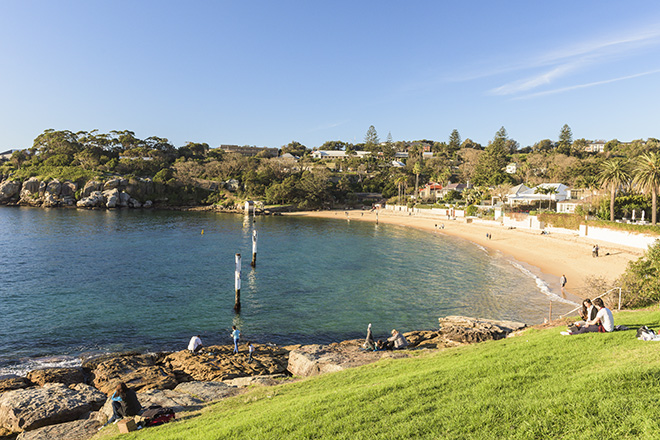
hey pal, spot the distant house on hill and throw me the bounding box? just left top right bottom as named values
left=585, top=140, right=606, bottom=153
left=279, top=152, right=299, bottom=160
left=504, top=183, right=569, bottom=206
left=419, top=182, right=443, bottom=199
left=311, top=150, right=370, bottom=159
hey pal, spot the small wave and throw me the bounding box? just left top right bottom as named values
left=0, top=355, right=82, bottom=378
left=508, top=260, right=578, bottom=306
left=472, top=242, right=488, bottom=253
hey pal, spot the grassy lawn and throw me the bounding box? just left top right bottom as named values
left=97, top=309, right=660, bottom=440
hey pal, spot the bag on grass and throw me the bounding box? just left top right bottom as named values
left=637, top=326, right=656, bottom=341
left=141, top=405, right=176, bottom=427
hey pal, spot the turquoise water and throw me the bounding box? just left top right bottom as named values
left=0, top=207, right=575, bottom=375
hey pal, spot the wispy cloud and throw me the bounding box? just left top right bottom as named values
left=512, top=69, right=660, bottom=100
left=485, top=23, right=660, bottom=97
left=307, top=120, right=350, bottom=133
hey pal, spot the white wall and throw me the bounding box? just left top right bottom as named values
left=579, top=225, right=658, bottom=250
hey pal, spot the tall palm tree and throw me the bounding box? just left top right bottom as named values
left=633, top=152, right=660, bottom=225
left=598, top=159, right=630, bottom=222
left=394, top=175, right=407, bottom=205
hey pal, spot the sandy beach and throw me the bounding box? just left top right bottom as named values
left=286, top=209, right=644, bottom=308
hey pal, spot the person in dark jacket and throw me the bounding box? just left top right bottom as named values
left=102, top=382, right=142, bottom=427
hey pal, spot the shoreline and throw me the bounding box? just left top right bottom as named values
left=284, top=209, right=643, bottom=305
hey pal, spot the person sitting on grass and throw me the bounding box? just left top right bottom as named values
left=566, top=298, right=613, bottom=335
left=569, top=299, right=598, bottom=332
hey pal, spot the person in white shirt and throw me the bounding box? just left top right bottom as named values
left=188, top=335, right=203, bottom=353
left=569, top=298, right=613, bottom=334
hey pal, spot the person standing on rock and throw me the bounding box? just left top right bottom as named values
left=363, top=323, right=375, bottom=350
left=231, top=325, right=241, bottom=354
left=247, top=341, right=255, bottom=362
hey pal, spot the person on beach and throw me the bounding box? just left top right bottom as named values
left=188, top=335, right=202, bottom=354
left=247, top=341, right=255, bottom=362
left=363, top=323, right=375, bottom=350
left=564, top=298, right=613, bottom=335
left=560, top=275, right=567, bottom=295
left=102, top=382, right=141, bottom=428
left=385, top=329, right=408, bottom=349
left=231, top=326, right=240, bottom=354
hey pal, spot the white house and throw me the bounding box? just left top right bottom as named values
left=505, top=183, right=569, bottom=205
left=311, top=150, right=371, bottom=159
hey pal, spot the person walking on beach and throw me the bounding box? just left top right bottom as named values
left=231, top=325, right=240, bottom=354
left=560, top=275, right=567, bottom=296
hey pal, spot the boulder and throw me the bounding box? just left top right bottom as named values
left=103, top=178, right=122, bottom=191
left=0, top=376, right=33, bottom=394
left=287, top=343, right=408, bottom=378
left=0, top=383, right=105, bottom=435
left=128, top=197, right=142, bottom=208
left=19, top=177, right=41, bottom=205
left=0, top=180, right=22, bottom=204
left=102, top=188, right=119, bottom=208
left=438, top=316, right=527, bottom=344
left=26, top=368, right=85, bottom=387
left=143, top=200, right=153, bottom=208
left=225, top=179, right=240, bottom=192
left=45, top=180, right=61, bottom=197
left=76, top=191, right=104, bottom=208
left=41, top=193, right=59, bottom=208
left=81, top=181, right=102, bottom=198
left=174, top=381, right=238, bottom=403
left=16, top=417, right=101, bottom=440
left=118, top=192, right=131, bottom=207
left=89, top=354, right=177, bottom=395
left=60, top=181, right=77, bottom=198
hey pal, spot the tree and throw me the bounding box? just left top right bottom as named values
left=598, top=159, right=630, bottom=222
left=633, top=152, right=660, bottom=225
left=448, top=129, right=461, bottom=154
left=472, top=127, right=510, bottom=186
left=557, top=124, right=573, bottom=155
left=413, top=162, right=422, bottom=200
left=319, top=140, right=350, bottom=151
left=394, top=174, right=407, bottom=205
left=281, top=141, right=307, bottom=157
left=364, top=125, right=380, bottom=151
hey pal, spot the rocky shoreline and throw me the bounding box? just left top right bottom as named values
left=0, top=317, right=526, bottom=440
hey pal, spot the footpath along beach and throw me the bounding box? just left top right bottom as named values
left=285, top=209, right=644, bottom=303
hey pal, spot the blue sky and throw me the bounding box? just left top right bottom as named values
left=1, top=1, right=660, bottom=151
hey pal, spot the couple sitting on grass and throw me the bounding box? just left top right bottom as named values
left=363, top=323, right=409, bottom=350
left=562, top=297, right=613, bottom=335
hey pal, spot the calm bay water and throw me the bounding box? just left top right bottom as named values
left=0, top=207, right=576, bottom=375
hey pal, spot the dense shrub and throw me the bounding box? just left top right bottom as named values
left=537, top=212, right=582, bottom=230
left=617, top=241, right=660, bottom=307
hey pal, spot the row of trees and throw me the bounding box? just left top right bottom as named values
left=1, top=126, right=659, bottom=217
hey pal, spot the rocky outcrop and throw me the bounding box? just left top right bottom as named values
left=26, top=368, right=85, bottom=387
left=0, top=180, right=21, bottom=204
left=0, top=383, right=105, bottom=435
left=0, top=376, right=33, bottom=393
left=88, top=354, right=177, bottom=395
left=81, top=181, right=102, bottom=198
left=174, top=381, right=239, bottom=403
left=438, top=316, right=526, bottom=343
left=16, top=417, right=101, bottom=440
left=162, top=344, right=289, bottom=383
left=102, top=188, right=119, bottom=208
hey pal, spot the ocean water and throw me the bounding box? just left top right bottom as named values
left=0, top=207, right=577, bottom=375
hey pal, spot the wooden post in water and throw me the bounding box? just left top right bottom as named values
left=376, top=211, right=379, bottom=225
left=234, top=253, right=241, bottom=312
left=251, top=230, right=258, bottom=268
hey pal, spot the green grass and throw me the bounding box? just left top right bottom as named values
left=97, top=309, right=660, bottom=440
